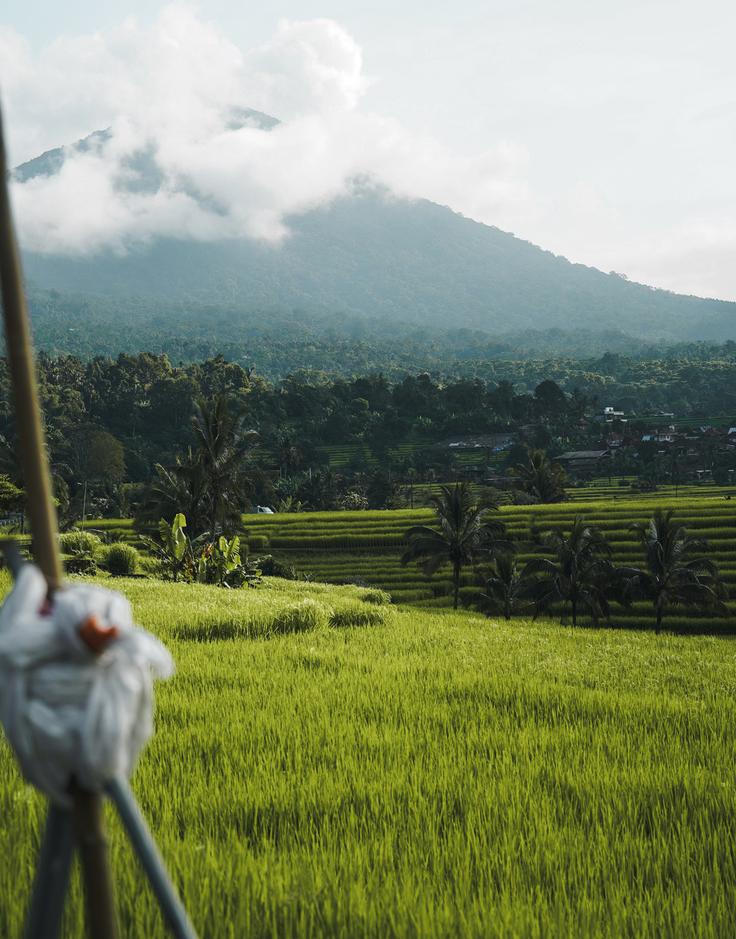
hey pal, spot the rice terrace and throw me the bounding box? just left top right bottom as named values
left=3, top=3, right=736, bottom=938
left=2, top=488, right=736, bottom=936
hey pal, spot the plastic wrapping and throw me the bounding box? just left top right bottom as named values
left=0, top=566, right=173, bottom=806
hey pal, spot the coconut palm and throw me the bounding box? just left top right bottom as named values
left=622, top=509, right=728, bottom=633
left=138, top=451, right=210, bottom=536
left=512, top=448, right=567, bottom=503
left=402, top=483, right=506, bottom=609
left=524, top=517, right=613, bottom=626
left=482, top=551, right=533, bottom=620
left=191, top=395, right=258, bottom=536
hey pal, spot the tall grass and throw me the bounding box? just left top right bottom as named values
left=1, top=577, right=735, bottom=937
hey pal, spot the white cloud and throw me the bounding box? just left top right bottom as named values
left=0, top=4, right=529, bottom=255
left=619, top=218, right=736, bottom=301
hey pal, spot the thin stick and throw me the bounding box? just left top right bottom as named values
left=107, top=778, right=198, bottom=939
left=23, top=806, right=76, bottom=939
left=0, top=101, right=119, bottom=939
left=70, top=782, right=120, bottom=939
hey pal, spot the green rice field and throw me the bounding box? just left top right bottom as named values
left=83, top=490, right=736, bottom=630
left=240, top=495, right=736, bottom=629
left=1, top=575, right=735, bottom=937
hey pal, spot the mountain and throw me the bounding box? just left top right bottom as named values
left=13, top=128, right=736, bottom=352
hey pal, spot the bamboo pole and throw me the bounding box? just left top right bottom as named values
left=0, top=102, right=119, bottom=938
left=0, top=111, right=61, bottom=589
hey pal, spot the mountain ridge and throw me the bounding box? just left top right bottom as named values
left=13, top=129, right=736, bottom=346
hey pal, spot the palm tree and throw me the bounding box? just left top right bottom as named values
left=512, top=448, right=567, bottom=503
left=482, top=551, right=532, bottom=620
left=622, top=510, right=727, bottom=633
left=402, top=483, right=506, bottom=609
left=191, top=396, right=258, bottom=536
left=137, top=450, right=209, bottom=534
left=524, top=517, right=613, bottom=626
left=275, top=433, right=303, bottom=476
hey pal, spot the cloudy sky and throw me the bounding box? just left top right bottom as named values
left=2, top=1, right=735, bottom=299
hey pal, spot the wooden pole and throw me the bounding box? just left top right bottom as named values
left=0, top=102, right=119, bottom=938
left=0, top=111, right=61, bottom=590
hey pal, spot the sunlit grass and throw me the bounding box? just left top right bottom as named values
left=1, top=576, right=735, bottom=937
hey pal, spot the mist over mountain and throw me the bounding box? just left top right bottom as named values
left=14, top=127, right=736, bottom=358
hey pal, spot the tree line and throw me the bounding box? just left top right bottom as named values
left=1, top=350, right=736, bottom=522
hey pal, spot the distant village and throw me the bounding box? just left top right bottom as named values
left=445, top=404, right=736, bottom=491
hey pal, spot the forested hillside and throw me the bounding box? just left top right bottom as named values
left=16, top=140, right=736, bottom=345
left=24, top=285, right=657, bottom=376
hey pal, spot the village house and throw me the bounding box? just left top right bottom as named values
left=557, top=449, right=612, bottom=475
left=595, top=406, right=626, bottom=424
left=445, top=433, right=515, bottom=452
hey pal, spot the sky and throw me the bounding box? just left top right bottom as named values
left=2, top=0, right=735, bottom=300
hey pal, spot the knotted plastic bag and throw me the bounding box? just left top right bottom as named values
left=0, top=565, right=173, bottom=806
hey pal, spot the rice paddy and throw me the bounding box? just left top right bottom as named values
left=240, top=495, right=736, bottom=628
left=82, top=491, right=736, bottom=630
left=1, top=575, right=735, bottom=937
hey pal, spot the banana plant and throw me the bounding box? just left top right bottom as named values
left=198, top=535, right=241, bottom=586
left=143, top=512, right=194, bottom=581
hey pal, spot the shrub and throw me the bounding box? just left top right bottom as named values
left=271, top=599, right=331, bottom=634
left=329, top=605, right=389, bottom=628
left=256, top=555, right=297, bottom=579
left=60, top=530, right=102, bottom=555
left=361, top=588, right=392, bottom=605
left=104, top=542, right=139, bottom=576
left=60, top=529, right=101, bottom=574
left=64, top=556, right=98, bottom=575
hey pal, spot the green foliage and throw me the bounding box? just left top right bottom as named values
left=256, top=555, right=298, bottom=580
left=86, top=493, right=736, bottom=631
left=197, top=535, right=240, bottom=584
left=146, top=514, right=260, bottom=588
left=482, top=551, right=532, bottom=620
left=196, top=535, right=261, bottom=589
left=103, top=542, right=139, bottom=576
left=144, top=513, right=194, bottom=581
left=59, top=529, right=102, bottom=555
left=190, top=396, right=257, bottom=535
left=5, top=347, right=736, bottom=528
left=524, top=518, right=614, bottom=626
left=512, top=448, right=567, bottom=504
left=59, top=529, right=101, bottom=574
left=161, top=513, right=188, bottom=560
left=138, top=456, right=210, bottom=538
left=137, top=396, right=256, bottom=539
left=402, top=483, right=506, bottom=609
left=622, top=509, right=728, bottom=631
left=0, top=475, right=23, bottom=515
left=275, top=496, right=304, bottom=513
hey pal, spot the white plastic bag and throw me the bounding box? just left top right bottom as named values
left=0, top=565, right=173, bottom=806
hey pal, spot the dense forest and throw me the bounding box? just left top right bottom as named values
left=19, top=285, right=736, bottom=384
left=24, top=285, right=653, bottom=376
left=0, top=349, right=735, bottom=521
